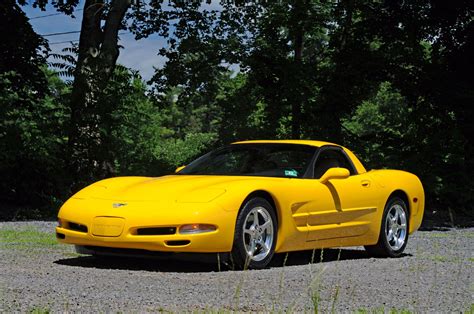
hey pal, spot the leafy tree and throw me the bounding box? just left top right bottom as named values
left=96, top=66, right=214, bottom=176
left=67, top=0, right=135, bottom=187
left=1, top=0, right=48, bottom=94
left=217, top=1, right=334, bottom=139
left=343, top=80, right=473, bottom=216
left=0, top=2, right=64, bottom=218
left=342, top=82, right=413, bottom=168
left=0, top=69, right=70, bottom=218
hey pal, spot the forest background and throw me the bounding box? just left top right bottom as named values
left=1, top=0, right=472, bottom=225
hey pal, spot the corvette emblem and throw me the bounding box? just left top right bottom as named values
left=112, top=202, right=127, bottom=208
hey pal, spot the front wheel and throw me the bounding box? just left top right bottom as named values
left=231, top=197, right=277, bottom=269
left=365, top=196, right=409, bottom=257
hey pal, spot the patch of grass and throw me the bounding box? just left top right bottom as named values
left=0, top=228, right=57, bottom=249
left=430, top=255, right=450, bottom=262
left=465, top=304, right=474, bottom=314
left=29, top=307, right=50, bottom=314
left=62, top=252, right=82, bottom=258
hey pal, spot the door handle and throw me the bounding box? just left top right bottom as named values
left=361, top=180, right=371, bottom=187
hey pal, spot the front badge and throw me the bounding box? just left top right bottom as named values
left=112, top=202, right=127, bottom=208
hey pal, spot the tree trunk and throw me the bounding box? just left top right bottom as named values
left=68, top=0, right=131, bottom=188
left=292, top=22, right=303, bottom=139
left=290, top=0, right=307, bottom=139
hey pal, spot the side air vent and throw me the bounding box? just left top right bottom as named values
left=136, top=227, right=176, bottom=236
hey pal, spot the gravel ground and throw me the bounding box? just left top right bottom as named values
left=0, top=221, right=472, bottom=313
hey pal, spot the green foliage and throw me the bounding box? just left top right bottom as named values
left=103, top=68, right=215, bottom=175
left=343, top=82, right=473, bottom=213
left=0, top=69, right=69, bottom=216
left=153, top=133, right=216, bottom=169
left=342, top=82, right=412, bottom=168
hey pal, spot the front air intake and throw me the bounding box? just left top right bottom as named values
left=136, top=227, right=176, bottom=236
left=67, top=222, right=88, bottom=233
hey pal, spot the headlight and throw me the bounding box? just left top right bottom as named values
left=179, top=224, right=217, bottom=234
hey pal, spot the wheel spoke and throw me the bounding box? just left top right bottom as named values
left=248, top=238, right=256, bottom=256
left=260, top=220, right=271, bottom=232
left=393, top=209, right=399, bottom=223
left=392, top=232, right=398, bottom=245
left=261, top=241, right=269, bottom=253
left=388, top=212, right=394, bottom=221
left=386, top=215, right=392, bottom=229
left=394, top=236, right=401, bottom=249
left=253, top=210, right=260, bottom=227
left=387, top=229, right=394, bottom=241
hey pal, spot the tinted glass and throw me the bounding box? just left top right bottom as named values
left=313, top=149, right=356, bottom=179
left=179, top=144, right=317, bottom=178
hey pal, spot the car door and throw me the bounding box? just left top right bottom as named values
left=306, top=147, right=378, bottom=241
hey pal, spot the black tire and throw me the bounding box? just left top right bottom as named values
left=231, top=197, right=277, bottom=269
left=365, top=196, right=409, bottom=258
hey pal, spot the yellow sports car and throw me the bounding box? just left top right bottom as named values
left=56, top=140, right=424, bottom=269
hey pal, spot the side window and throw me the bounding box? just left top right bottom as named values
left=313, top=149, right=356, bottom=179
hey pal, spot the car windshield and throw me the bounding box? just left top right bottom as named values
left=178, top=144, right=317, bottom=178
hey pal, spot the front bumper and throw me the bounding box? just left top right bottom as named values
left=56, top=198, right=236, bottom=253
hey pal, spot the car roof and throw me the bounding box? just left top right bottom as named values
left=231, top=139, right=339, bottom=148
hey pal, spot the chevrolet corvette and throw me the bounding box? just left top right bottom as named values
left=56, top=140, right=424, bottom=269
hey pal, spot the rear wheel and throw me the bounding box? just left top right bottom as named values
left=231, top=197, right=277, bottom=269
left=365, top=196, right=409, bottom=257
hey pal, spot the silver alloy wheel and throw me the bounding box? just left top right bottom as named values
left=385, top=203, right=407, bottom=251
left=242, top=206, right=274, bottom=262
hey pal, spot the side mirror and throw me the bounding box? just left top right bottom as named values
left=175, top=165, right=186, bottom=173
left=319, top=167, right=350, bottom=184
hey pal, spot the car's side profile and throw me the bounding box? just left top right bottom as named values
left=56, top=140, right=424, bottom=269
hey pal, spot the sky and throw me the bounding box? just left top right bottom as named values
left=23, top=1, right=169, bottom=81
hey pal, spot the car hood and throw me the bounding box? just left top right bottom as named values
left=72, top=175, right=264, bottom=203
